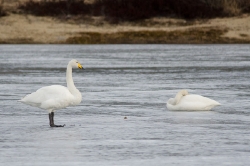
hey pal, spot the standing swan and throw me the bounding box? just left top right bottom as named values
left=167, top=89, right=220, bottom=111
left=19, top=59, right=84, bottom=127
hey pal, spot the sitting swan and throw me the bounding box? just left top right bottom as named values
left=19, top=59, right=84, bottom=127
left=167, top=89, right=220, bottom=111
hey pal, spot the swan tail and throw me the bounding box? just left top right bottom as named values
left=204, top=102, right=221, bottom=110
left=212, top=100, right=221, bottom=106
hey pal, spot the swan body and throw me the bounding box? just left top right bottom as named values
left=20, top=85, right=81, bottom=111
left=167, top=90, right=220, bottom=111
left=19, top=59, right=83, bottom=127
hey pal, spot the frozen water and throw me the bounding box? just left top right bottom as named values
left=0, top=44, right=250, bottom=166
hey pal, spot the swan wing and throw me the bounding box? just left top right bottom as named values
left=181, top=94, right=220, bottom=105
left=178, top=94, right=220, bottom=111
left=20, top=85, right=74, bottom=110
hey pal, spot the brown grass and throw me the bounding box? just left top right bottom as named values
left=222, top=0, right=241, bottom=16
left=0, top=37, right=34, bottom=44
left=205, top=0, right=250, bottom=16
left=239, top=33, right=248, bottom=37
left=207, top=0, right=240, bottom=16
left=65, top=27, right=250, bottom=44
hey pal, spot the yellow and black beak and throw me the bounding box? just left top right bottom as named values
left=78, top=63, right=84, bottom=69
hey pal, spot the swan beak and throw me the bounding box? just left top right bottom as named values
left=78, top=63, right=84, bottom=69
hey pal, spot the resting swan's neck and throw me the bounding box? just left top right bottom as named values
left=173, top=92, right=184, bottom=105
left=66, top=64, right=78, bottom=95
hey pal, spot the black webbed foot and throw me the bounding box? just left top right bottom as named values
left=49, top=112, right=65, bottom=127
left=50, top=124, right=65, bottom=127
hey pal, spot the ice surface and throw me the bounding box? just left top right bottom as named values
left=0, top=44, right=250, bottom=166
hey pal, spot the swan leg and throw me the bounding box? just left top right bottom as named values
left=49, top=112, right=65, bottom=127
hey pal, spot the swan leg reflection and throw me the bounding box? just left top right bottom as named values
left=49, top=112, right=65, bottom=127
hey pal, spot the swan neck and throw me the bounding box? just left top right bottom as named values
left=66, top=64, right=76, bottom=92
left=174, top=93, right=183, bottom=105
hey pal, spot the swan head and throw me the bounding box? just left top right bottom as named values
left=69, top=59, right=84, bottom=69
left=179, top=89, right=188, bottom=96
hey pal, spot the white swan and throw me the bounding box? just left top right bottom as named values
left=19, top=59, right=84, bottom=127
left=167, top=89, right=220, bottom=111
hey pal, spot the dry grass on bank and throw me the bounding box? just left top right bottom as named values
left=65, top=27, right=250, bottom=44
left=205, top=0, right=250, bottom=16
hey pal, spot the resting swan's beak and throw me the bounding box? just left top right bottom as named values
left=78, top=63, right=84, bottom=69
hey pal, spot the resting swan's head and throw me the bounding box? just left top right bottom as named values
left=178, top=89, right=188, bottom=96
left=69, top=59, right=84, bottom=69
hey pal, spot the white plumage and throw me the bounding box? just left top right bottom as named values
left=167, top=89, right=220, bottom=111
left=19, top=59, right=83, bottom=127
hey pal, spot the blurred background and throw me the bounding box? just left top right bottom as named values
left=0, top=0, right=250, bottom=44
